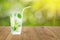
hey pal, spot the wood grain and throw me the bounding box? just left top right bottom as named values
left=0, top=26, right=60, bottom=40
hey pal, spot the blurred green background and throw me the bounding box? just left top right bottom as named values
left=0, top=0, right=60, bottom=26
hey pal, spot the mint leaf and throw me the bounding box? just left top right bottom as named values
left=17, top=14, right=22, bottom=18
left=14, top=26, right=16, bottom=31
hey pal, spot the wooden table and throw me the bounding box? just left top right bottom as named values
left=0, top=26, right=60, bottom=40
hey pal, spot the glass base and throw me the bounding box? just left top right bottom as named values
left=11, top=31, right=21, bottom=35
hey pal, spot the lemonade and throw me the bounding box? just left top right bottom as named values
left=10, top=12, right=22, bottom=35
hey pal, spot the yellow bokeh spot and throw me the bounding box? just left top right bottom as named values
left=31, top=0, right=42, bottom=11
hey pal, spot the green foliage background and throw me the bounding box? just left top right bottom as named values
left=0, top=0, right=60, bottom=26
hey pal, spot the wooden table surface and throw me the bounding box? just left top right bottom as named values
left=0, top=26, right=60, bottom=40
